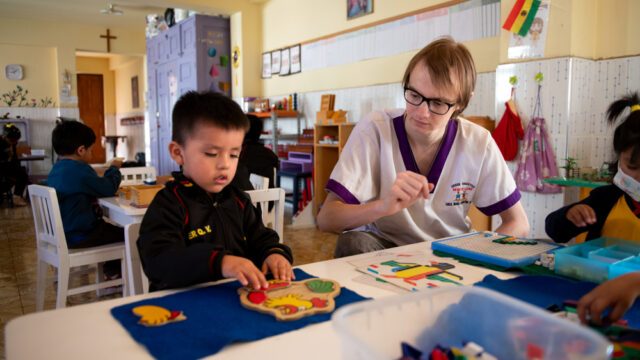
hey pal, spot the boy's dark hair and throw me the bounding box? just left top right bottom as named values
left=172, top=91, right=249, bottom=145
left=606, top=92, right=640, bottom=166
left=244, top=114, right=263, bottom=143
left=52, top=120, right=96, bottom=155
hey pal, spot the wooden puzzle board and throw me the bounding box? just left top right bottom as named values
left=238, top=279, right=340, bottom=321
left=432, top=231, right=559, bottom=268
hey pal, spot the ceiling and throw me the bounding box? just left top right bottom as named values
left=0, top=0, right=263, bottom=28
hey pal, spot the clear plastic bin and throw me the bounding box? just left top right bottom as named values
left=332, top=287, right=611, bottom=360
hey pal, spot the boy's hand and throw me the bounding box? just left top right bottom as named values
left=566, top=204, right=596, bottom=227
left=221, top=255, right=268, bottom=290
left=261, top=253, right=295, bottom=282
left=578, top=272, right=640, bottom=325
left=109, top=157, right=124, bottom=169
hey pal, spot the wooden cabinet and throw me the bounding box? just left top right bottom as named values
left=147, top=15, right=231, bottom=176
left=313, top=123, right=354, bottom=215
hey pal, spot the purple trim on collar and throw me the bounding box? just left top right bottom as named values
left=392, top=116, right=459, bottom=191
left=326, top=179, right=360, bottom=205
left=427, top=119, right=458, bottom=185
left=392, top=115, right=419, bottom=173
left=477, top=189, right=522, bottom=216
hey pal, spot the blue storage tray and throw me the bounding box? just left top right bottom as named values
left=431, top=232, right=560, bottom=268
left=554, top=237, right=640, bottom=283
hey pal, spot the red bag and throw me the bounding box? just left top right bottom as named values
left=492, top=102, right=524, bottom=161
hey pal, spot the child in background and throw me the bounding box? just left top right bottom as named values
left=0, top=123, right=29, bottom=206
left=239, top=114, right=279, bottom=189
left=137, top=91, right=293, bottom=292
left=546, top=92, right=640, bottom=242
left=47, top=121, right=123, bottom=277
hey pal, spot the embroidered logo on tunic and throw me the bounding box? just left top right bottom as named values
left=445, top=182, right=475, bottom=206
left=188, top=225, right=213, bottom=240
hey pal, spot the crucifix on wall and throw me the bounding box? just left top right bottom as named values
left=100, top=29, right=117, bottom=53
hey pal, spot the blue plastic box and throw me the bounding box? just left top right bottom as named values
left=332, top=287, right=612, bottom=360
left=554, top=238, right=640, bottom=283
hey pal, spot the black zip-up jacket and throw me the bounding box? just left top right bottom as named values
left=545, top=184, right=638, bottom=242
left=137, top=172, right=293, bottom=291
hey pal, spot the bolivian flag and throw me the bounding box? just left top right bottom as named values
left=503, top=0, right=542, bottom=37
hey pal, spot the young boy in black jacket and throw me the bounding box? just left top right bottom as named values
left=137, top=91, right=293, bottom=291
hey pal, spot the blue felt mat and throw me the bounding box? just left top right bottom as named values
left=475, top=274, right=640, bottom=328
left=111, top=269, right=368, bottom=360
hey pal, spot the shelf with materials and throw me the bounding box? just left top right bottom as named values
left=313, top=122, right=355, bottom=216
left=247, top=111, right=302, bottom=155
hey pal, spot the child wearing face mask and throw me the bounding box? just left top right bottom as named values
left=546, top=92, right=640, bottom=242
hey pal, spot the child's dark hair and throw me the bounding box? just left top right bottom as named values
left=52, top=120, right=96, bottom=155
left=244, top=114, right=263, bottom=143
left=607, top=92, right=640, bottom=166
left=172, top=91, right=249, bottom=145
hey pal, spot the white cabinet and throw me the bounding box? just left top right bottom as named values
left=147, top=15, right=231, bottom=176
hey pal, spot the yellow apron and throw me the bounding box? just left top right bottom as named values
left=601, top=196, right=640, bottom=241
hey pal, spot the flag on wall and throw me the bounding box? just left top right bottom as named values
left=503, top=0, right=542, bottom=37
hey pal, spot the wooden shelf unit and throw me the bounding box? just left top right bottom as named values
left=248, top=110, right=301, bottom=154
left=313, top=123, right=355, bottom=215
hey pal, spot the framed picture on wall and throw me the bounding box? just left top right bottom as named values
left=131, top=76, right=139, bottom=109
left=289, top=44, right=301, bottom=74
left=280, top=48, right=290, bottom=76
left=271, top=50, right=281, bottom=75
left=262, top=52, right=272, bottom=79
left=347, top=0, right=373, bottom=20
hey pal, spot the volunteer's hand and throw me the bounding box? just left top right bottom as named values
left=378, top=171, right=433, bottom=216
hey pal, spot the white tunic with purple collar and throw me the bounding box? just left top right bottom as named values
left=327, top=109, right=521, bottom=245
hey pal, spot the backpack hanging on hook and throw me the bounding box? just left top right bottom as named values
left=492, top=76, right=524, bottom=161
left=514, top=73, right=562, bottom=194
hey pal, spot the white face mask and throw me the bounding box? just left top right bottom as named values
left=613, top=165, right=640, bottom=202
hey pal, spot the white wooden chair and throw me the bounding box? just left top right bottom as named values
left=246, top=188, right=285, bottom=243
left=119, top=166, right=157, bottom=186
left=124, top=222, right=149, bottom=295
left=28, top=185, right=127, bottom=310
left=249, top=173, right=269, bottom=190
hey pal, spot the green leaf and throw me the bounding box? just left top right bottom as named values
left=305, top=279, right=335, bottom=293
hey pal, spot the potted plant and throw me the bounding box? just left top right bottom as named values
left=561, top=157, right=579, bottom=178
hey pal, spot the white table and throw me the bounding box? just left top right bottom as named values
left=98, top=197, right=147, bottom=226
left=5, top=243, right=515, bottom=359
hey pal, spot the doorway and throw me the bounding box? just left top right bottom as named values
left=77, top=74, right=106, bottom=164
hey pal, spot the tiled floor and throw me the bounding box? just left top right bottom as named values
left=0, top=201, right=337, bottom=358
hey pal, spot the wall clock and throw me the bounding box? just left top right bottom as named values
left=5, top=64, right=24, bottom=80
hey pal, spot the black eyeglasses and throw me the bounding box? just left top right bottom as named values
left=403, top=87, right=455, bottom=115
